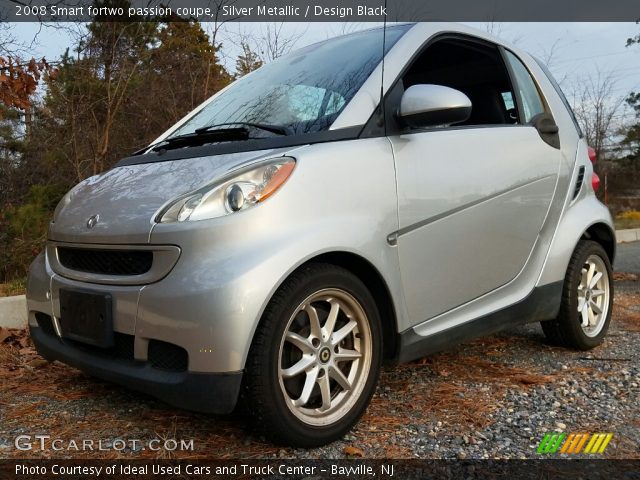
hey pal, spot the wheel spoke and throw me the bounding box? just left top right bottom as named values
left=589, top=271, right=603, bottom=289
left=295, top=366, right=319, bottom=406
left=281, top=355, right=315, bottom=379
left=322, top=299, right=340, bottom=341
left=581, top=306, right=589, bottom=327
left=591, top=289, right=605, bottom=298
left=586, top=262, right=595, bottom=286
left=329, top=365, right=351, bottom=391
left=285, top=331, right=313, bottom=353
left=335, top=347, right=362, bottom=363
left=587, top=305, right=596, bottom=326
left=577, top=296, right=587, bottom=313
left=304, top=304, right=322, bottom=340
left=318, top=372, right=332, bottom=411
left=590, top=300, right=602, bottom=315
left=580, top=267, right=589, bottom=288
left=331, top=319, right=357, bottom=346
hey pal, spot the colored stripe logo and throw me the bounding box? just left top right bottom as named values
left=537, top=432, right=613, bottom=454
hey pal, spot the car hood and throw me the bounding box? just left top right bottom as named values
left=49, top=147, right=294, bottom=244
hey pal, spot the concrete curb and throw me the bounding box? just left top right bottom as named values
left=0, top=295, right=27, bottom=329
left=616, top=228, right=640, bottom=243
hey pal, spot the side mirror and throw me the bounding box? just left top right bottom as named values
left=397, top=84, right=472, bottom=128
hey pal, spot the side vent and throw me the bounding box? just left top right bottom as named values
left=572, top=166, right=585, bottom=200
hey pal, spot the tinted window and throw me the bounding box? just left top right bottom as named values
left=505, top=51, right=545, bottom=123
left=534, top=56, right=584, bottom=137
left=170, top=25, right=410, bottom=137
left=400, top=38, right=517, bottom=126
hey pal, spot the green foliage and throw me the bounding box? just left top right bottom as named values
left=236, top=42, right=263, bottom=77
left=0, top=184, right=67, bottom=281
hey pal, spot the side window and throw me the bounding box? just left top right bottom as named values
left=399, top=38, right=518, bottom=127
left=504, top=51, right=545, bottom=123
left=534, top=56, right=584, bottom=137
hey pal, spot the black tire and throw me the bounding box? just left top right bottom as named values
left=541, top=240, right=613, bottom=350
left=243, top=263, right=382, bottom=447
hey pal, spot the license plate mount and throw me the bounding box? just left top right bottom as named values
left=59, top=289, right=113, bottom=348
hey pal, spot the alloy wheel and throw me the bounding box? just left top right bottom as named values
left=277, top=288, right=372, bottom=426
left=577, top=254, right=610, bottom=338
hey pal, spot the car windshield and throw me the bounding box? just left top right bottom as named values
left=169, top=25, right=411, bottom=138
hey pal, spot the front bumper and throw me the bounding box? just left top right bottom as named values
left=25, top=245, right=264, bottom=415
left=30, top=323, right=242, bottom=414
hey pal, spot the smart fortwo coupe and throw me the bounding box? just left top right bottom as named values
left=27, top=23, right=615, bottom=447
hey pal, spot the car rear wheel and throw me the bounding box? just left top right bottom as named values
left=541, top=240, right=613, bottom=350
left=244, top=263, right=382, bottom=447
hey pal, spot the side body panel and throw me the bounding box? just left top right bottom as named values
left=381, top=24, right=583, bottom=341
left=392, top=126, right=560, bottom=323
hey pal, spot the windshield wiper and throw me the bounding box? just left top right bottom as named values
left=148, top=127, right=249, bottom=153
left=195, top=122, right=292, bottom=136
left=146, top=122, right=291, bottom=153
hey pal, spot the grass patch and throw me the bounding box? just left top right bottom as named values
left=615, top=210, right=640, bottom=230
left=0, top=277, right=26, bottom=297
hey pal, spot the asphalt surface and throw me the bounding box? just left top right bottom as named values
left=615, top=241, right=640, bottom=274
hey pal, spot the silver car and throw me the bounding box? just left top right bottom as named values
left=27, top=23, right=615, bottom=447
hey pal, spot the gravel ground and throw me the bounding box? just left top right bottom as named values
left=0, top=278, right=638, bottom=460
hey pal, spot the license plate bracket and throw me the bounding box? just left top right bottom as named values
left=59, top=289, right=113, bottom=348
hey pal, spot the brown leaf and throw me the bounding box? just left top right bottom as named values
left=27, top=359, right=50, bottom=369
left=343, top=446, right=364, bottom=457
left=0, top=327, right=11, bottom=343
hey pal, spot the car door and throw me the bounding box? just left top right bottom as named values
left=388, top=36, right=563, bottom=326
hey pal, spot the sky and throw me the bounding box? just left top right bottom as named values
left=6, top=21, right=640, bottom=126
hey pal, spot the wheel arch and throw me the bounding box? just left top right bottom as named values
left=254, top=251, right=400, bottom=363
left=303, top=252, right=399, bottom=362
left=581, top=222, right=616, bottom=264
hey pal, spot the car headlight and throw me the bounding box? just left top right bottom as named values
left=157, top=157, right=296, bottom=223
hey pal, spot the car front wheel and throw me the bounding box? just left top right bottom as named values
left=244, top=263, right=382, bottom=447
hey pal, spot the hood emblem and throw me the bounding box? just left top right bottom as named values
left=86, top=214, right=100, bottom=229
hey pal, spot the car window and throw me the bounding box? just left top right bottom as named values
left=169, top=24, right=410, bottom=137
left=534, top=56, right=584, bottom=137
left=400, top=37, right=518, bottom=127
left=504, top=51, right=546, bottom=123
left=287, top=85, right=346, bottom=122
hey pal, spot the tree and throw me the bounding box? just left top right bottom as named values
left=235, top=41, right=262, bottom=77
left=257, top=23, right=304, bottom=62
left=131, top=19, right=231, bottom=138
left=571, top=71, right=626, bottom=162
left=620, top=29, right=640, bottom=162
left=620, top=92, right=640, bottom=160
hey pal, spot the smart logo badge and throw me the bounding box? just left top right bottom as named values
left=537, top=432, right=613, bottom=455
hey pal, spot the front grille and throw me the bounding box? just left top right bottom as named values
left=111, top=333, right=135, bottom=362
left=57, top=248, right=153, bottom=276
left=148, top=340, right=188, bottom=372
